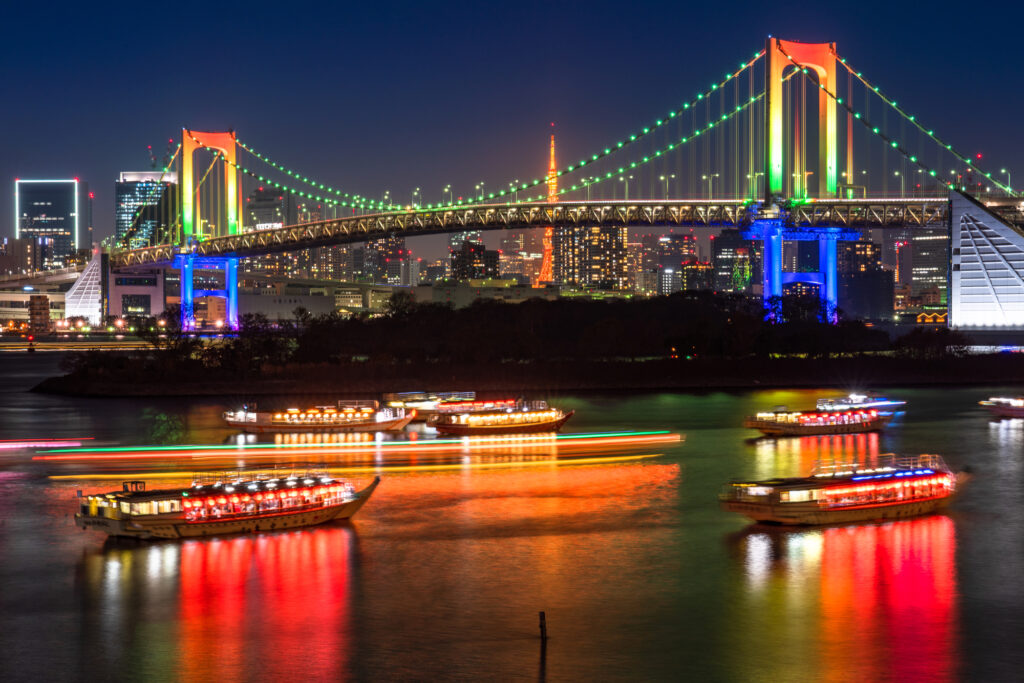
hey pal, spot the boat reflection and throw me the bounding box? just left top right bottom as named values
left=751, top=431, right=883, bottom=480
left=728, top=515, right=958, bottom=682
left=78, top=526, right=357, bottom=680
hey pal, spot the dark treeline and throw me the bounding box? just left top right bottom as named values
left=56, top=292, right=970, bottom=386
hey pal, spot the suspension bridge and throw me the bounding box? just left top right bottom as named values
left=106, top=38, right=1023, bottom=330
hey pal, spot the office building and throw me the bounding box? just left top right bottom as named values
left=911, top=228, right=948, bottom=303
left=114, top=172, right=178, bottom=248
left=15, top=179, right=88, bottom=267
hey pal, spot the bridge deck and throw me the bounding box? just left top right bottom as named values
left=112, top=197, right=970, bottom=267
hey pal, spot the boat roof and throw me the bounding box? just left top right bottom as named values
left=90, top=471, right=350, bottom=502
left=728, top=454, right=950, bottom=489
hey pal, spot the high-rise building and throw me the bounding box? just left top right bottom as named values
left=448, top=230, right=483, bottom=252
left=363, top=235, right=408, bottom=284
left=452, top=241, right=499, bottom=281
left=838, top=240, right=893, bottom=320
left=911, top=228, right=948, bottom=303
left=0, top=237, right=48, bottom=274
left=553, top=226, right=629, bottom=289
left=242, top=187, right=302, bottom=277
left=712, top=229, right=760, bottom=293
left=114, top=172, right=178, bottom=248
left=15, top=179, right=88, bottom=268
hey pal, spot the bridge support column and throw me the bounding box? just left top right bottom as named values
left=173, top=254, right=239, bottom=331
left=743, top=219, right=857, bottom=323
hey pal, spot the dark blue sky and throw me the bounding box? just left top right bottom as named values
left=3, top=0, right=1023, bottom=249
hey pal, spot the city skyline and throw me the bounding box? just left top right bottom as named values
left=3, top=0, right=1024, bottom=256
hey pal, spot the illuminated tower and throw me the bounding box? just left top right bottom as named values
left=538, top=129, right=558, bottom=283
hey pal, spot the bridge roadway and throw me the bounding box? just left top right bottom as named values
left=111, top=196, right=994, bottom=268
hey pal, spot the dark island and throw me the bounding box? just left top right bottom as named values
left=34, top=292, right=1024, bottom=396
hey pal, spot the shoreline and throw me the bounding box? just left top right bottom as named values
left=32, top=354, right=1024, bottom=397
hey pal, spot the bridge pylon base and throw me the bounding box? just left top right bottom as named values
left=742, top=220, right=860, bottom=323
left=172, top=254, right=238, bottom=331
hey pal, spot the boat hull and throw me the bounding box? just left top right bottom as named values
left=76, top=478, right=379, bottom=540
left=743, top=414, right=891, bottom=437
left=226, top=414, right=414, bottom=434
left=720, top=494, right=953, bottom=526
left=433, top=411, right=574, bottom=436
left=982, top=404, right=1024, bottom=419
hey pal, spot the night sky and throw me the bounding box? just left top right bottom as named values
left=3, top=0, right=1023, bottom=256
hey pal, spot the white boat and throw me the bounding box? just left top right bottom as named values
left=978, top=396, right=1024, bottom=418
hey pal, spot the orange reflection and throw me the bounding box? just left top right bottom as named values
left=732, top=515, right=957, bottom=682
left=753, top=432, right=882, bottom=479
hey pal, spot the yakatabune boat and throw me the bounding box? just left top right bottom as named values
left=223, top=400, right=414, bottom=433
left=978, top=396, right=1024, bottom=418
left=743, top=408, right=891, bottom=436
left=76, top=472, right=380, bottom=539
left=429, top=399, right=574, bottom=435
left=816, top=392, right=906, bottom=413
left=720, top=454, right=966, bottom=525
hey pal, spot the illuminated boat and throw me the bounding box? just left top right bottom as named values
left=720, top=454, right=966, bottom=525
left=223, top=400, right=414, bottom=433
left=743, top=408, right=891, bottom=437
left=383, top=391, right=476, bottom=421
left=76, top=472, right=380, bottom=539
left=816, top=393, right=906, bottom=413
left=429, top=399, right=574, bottom=435
left=978, top=396, right=1024, bottom=418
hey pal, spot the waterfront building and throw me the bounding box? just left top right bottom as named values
left=14, top=179, right=88, bottom=268
left=0, top=237, right=49, bottom=275
left=114, top=172, right=178, bottom=248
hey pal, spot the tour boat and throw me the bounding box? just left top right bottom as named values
left=223, top=400, right=414, bottom=433
left=76, top=472, right=380, bottom=540
left=816, top=392, right=906, bottom=413
left=719, top=454, right=966, bottom=525
left=429, top=399, right=574, bottom=435
left=978, top=396, right=1024, bottom=418
left=383, top=391, right=476, bottom=421
left=743, top=408, right=891, bottom=437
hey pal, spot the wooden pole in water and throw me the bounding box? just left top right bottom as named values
left=539, top=611, right=548, bottom=640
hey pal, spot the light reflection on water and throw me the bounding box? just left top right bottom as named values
left=1, top=355, right=1023, bottom=680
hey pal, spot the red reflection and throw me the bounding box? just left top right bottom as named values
left=179, top=528, right=353, bottom=680
left=819, top=516, right=957, bottom=682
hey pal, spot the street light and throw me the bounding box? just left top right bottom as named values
left=412, top=187, right=421, bottom=208
left=893, top=170, right=904, bottom=196
left=1001, top=168, right=1012, bottom=193
left=746, top=171, right=764, bottom=198
left=659, top=173, right=676, bottom=199
left=619, top=174, right=634, bottom=201
left=443, top=184, right=452, bottom=205
left=510, top=180, right=520, bottom=203
left=475, top=182, right=485, bottom=201
left=701, top=173, right=720, bottom=200
left=792, top=171, right=814, bottom=197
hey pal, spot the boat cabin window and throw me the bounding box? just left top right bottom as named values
left=781, top=489, right=815, bottom=503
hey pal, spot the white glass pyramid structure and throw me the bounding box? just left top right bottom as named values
left=64, top=251, right=103, bottom=325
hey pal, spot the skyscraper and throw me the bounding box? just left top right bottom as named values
left=452, top=240, right=499, bottom=280
left=15, top=179, right=87, bottom=268
left=553, top=226, right=628, bottom=289
left=911, top=228, right=948, bottom=303
left=241, top=187, right=302, bottom=277
left=115, top=172, right=178, bottom=248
